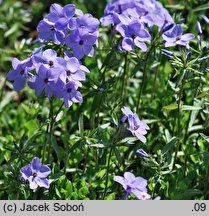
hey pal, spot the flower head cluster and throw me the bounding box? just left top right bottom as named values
left=114, top=172, right=151, bottom=200
left=7, top=3, right=97, bottom=108
left=100, top=0, right=174, bottom=52
left=37, top=3, right=99, bottom=59
left=121, top=106, right=149, bottom=143
left=7, top=48, right=89, bottom=108
left=20, top=157, right=51, bottom=190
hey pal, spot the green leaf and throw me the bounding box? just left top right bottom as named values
left=4, top=23, right=19, bottom=37
left=163, top=103, right=178, bottom=110
left=184, top=189, right=203, bottom=196
left=200, top=133, right=209, bottom=143
left=114, top=147, right=123, bottom=167
left=55, top=110, right=63, bottom=123
left=181, top=105, right=202, bottom=111
left=193, top=3, right=209, bottom=12
left=116, top=136, right=138, bottom=145
left=90, top=143, right=107, bottom=148
left=25, top=120, right=39, bottom=137
left=78, top=113, right=84, bottom=137
left=0, top=92, right=14, bottom=112
left=162, top=137, right=178, bottom=155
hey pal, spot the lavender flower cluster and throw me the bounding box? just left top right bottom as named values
left=7, top=3, right=100, bottom=108
left=100, top=0, right=194, bottom=51
left=37, top=3, right=99, bottom=59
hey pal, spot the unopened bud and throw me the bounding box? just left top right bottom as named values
left=196, top=21, right=202, bottom=35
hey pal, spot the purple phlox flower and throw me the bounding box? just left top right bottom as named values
left=66, top=28, right=98, bottom=59
left=37, top=19, right=65, bottom=45
left=32, top=49, right=60, bottom=69
left=28, top=65, right=64, bottom=98
left=121, top=106, right=150, bottom=143
left=20, top=157, right=51, bottom=190
left=118, top=7, right=153, bottom=27
left=49, top=4, right=75, bottom=33
left=7, top=58, right=29, bottom=91
left=130, top=113, right=149, bottom=143
left=136, top=149, right=149, bottom=158
left=56, top=81, right=83, bottom=108
left=116, top=20, right=151, bottom=52
left=160, top=23, right=175, bottom=35
left=152, top=2, right=174, bottom=27
left=114, top=172, right=151, bottom=200
left=23, top=45, right=45, bottom=71
left=162, top=24, right=195, bottom=47
left=69, top=13, right=99, bottom=33
left=37, top=3, right=75, bottom=45
left=54, top=57, right=89, bottom=86
left=100, top=0, right=136, bottom=26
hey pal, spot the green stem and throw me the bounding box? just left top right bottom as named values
left=47, top=98, right=54, bottom=162
left=136, top=39, right=159, bottom=113
left=172, top=74, right=187, bottom=170
left=53, top=101, right=64, bottom=123
left=42, top=112, right=50, bottom=164
left=64, top=147, right=69, bottom=175
left=103, top=147, right=113, bottom=199
left=136, top=61, right=147, bottom=113
left=121, top=52, right=128, bottom=105
left=0, top=78, right=6, bottom=103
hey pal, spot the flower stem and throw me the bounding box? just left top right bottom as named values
left=47, top=98, right=54, bottom=162
left=103, top=147, right=113, bottom=199
left=121, top=52, right=128, bottom=105
left=136, top=35, right=160, bottom=113
left=136, top=60, right=147, bottom=113
left=172, top=71, right=187, bottom=170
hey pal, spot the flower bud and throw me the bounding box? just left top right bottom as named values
left=161, top=49, right=173, bottom=58
left=196, top=21, right=202, bottom=35
left=136, top=149, right=149, bottom=158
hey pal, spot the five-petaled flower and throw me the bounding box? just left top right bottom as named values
left=20, top=157, right=51, bottom=190
left=162, top=24, right=194, bottom=47
left=114, top=172, right=151, bottom=200
left=121, top=106, right=150, bottom=143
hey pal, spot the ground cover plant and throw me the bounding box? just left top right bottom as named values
left=0, top=0, right=209, bottom=200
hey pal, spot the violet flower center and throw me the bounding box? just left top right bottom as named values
left=20, top=70, right=24, bottom=75
left=48, top=61, right=54, bottom=67
left=67, top=88, right=72, bottom=93
left=79, top=40, right=84, bottom=45
left=44, top=78, right=49, bottom=83
left=134, top=127, right=138, bottom=131
left=50, top=26, right=55, bottom=31
left=66, top=71, right=71, bottom=76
